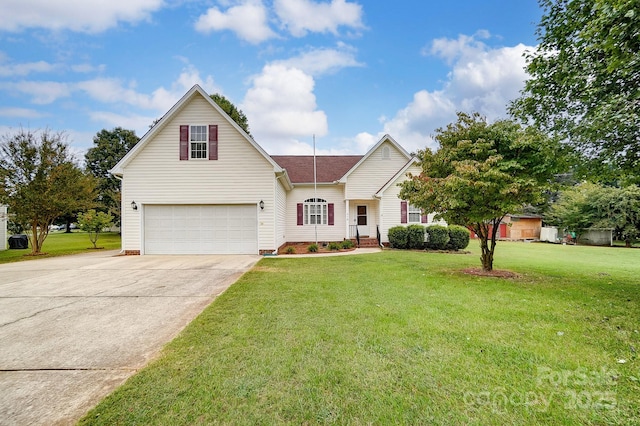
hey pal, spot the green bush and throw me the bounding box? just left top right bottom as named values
left=285, top=246, right=296, bottom=254
left=388, top=226, right=408, bottom=249
left=447, top=225, right=470, bottom=250
left=328, top=242, right=341, bottom=251
left=341, top=240, right=354, bottom=249
left=407, top=224, right=426, bottom=249
left=425, top=225, right=450, bottom=250
left=307, top=243, right=318, bottom=253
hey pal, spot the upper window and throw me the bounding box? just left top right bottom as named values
left=408, top=203, right=422, bottom=223
left=190, top=125, right=207, bottom=159
left=304, top=198, right=327, bottom=225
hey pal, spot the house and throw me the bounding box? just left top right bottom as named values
left=0, top=205, right=6, bottom=250
left=111, top=85, right=435, bottom=255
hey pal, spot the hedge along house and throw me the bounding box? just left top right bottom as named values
left=111, top=85, right=435, bottom=255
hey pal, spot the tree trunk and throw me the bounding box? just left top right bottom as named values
left=473, top=218, right=503, bottom=272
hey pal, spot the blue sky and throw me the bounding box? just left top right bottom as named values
left=0, top=0, right=542, bottom=158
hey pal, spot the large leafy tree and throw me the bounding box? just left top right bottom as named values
left=548, top=182, right=640, bottom=246
left=210, top=93, right=251, bottom=136
left=0, top=129, right=96, bottom=254
left=400, top=113, right=562, bottom=271
left=85, top=128, right=139, bottom=225
left=510, top=0, right=640, bottom=178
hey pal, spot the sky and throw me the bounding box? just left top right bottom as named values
left=0, top=0, right=543, bottom=158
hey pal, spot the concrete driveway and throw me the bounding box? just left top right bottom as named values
left=0, top=251, right=260, bottom=425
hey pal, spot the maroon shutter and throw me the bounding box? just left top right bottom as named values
left=208, top=124, right=218, bottom=160
left=400, top=201, right=408, bottom=223
left=421, top=213, right=428, bottom=223
left=179, top=125, right=189, bottom=160
left=297, top=203, right=303, bottom=226
left=328, top=203, right=334, bottom=226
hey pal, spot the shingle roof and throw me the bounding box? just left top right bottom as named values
left=271, top=155, right=363, bottom=183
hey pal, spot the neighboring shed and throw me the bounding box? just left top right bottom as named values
left=502, top=214, right=542, bottom=240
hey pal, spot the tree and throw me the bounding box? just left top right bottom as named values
left=400, top=113, right=562, bottom=271
left=548, top=183, right=640, bottom=246
left=85, top=128, right=139, bottom=226
left=210, top=94, right=251, bottom=136
left=0, top=129, right=96, bottom=254
left=510, top=0, right=640, bottom=177
left=77, top=209, right=114, bottom=249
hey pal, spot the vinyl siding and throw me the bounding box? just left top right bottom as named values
left=284, top=185, right=346, bottom=242
left=275, top=177, right=287, bottom=248
left=0, top=205, right=7, bottom=250
left=121, top=95, right=276, bottom=253
left=379, top=164, right=445, bottom=243
left=345, top=141, right=409, bottom=200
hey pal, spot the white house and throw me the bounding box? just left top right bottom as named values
left=111, top=85, right=436, bottom=255
left=0, top=205, right=6, bottom=250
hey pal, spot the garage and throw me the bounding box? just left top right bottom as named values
left=144, top=205, right=258, bottom=254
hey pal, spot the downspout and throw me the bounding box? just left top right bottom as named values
left=113, top=174, right=125, bottom=255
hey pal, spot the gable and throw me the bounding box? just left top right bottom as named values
left=344, top=139, right=412, bottom=199
left=111, top=85, right=283, bottom=176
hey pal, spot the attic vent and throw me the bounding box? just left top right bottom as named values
left=381, top=146, right=390, bottom=159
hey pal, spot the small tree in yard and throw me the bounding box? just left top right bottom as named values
left=0, top=129, right=96, bottom=254
left=77, top=209, right=114, bottom=249
left=400, top=113, right=562, bottom=271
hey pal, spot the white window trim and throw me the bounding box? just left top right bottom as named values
left=189, top=125, right=208, bottom=160
left=304, top=198, right=328, bottom=225
left=408, top=203, right=422, bottom=223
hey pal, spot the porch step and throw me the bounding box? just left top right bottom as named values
left=351, top=238, right=380, bottom=248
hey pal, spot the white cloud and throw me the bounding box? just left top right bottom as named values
left=0, top=81, right=72, bottom=104
left=0, top=59, right=57, bottom=77
left=273, top=44, right=363, bottom=76
left=0, top=0, right=165, bottom=33
left=380, top=33, right=531, bottom=153
left=274, top=0, right=364, bottom=37
left=195, top=0, right=277, bottom=44
left=0, top=107, right=46, bottom=119
left=242, top=64, right=328, bottom=153
left=88, top=111, right=156, bottom=133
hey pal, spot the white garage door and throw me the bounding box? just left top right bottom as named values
left=144, top=205, right=258, bottom=254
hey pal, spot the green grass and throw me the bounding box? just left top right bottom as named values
left=0, top=231, right=121, bottom=264
left=80, top=242, right=639, bottom=425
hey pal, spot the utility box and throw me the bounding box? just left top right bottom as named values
left=8, top=234, right=28, bottom=250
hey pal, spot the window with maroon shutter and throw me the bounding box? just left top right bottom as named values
left=297, top=203, right=304, bottom=226
left=400, top=201, right=408, bottom=223
left=328, top=203, right=334, bottom=226
left=208, top=124, right=218, bottom=160
left=421, top=214, right=428, bottom=223
left=179, top=125, right=189, bottom=160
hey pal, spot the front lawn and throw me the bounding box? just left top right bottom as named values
left=80, top=242, right=639, bottom=425
left=0, top=231, right=121, bottom=264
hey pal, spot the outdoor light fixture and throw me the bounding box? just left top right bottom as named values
left=259, top=200, right=265, bottom=210
left=131, top=201, right=138, bottom=210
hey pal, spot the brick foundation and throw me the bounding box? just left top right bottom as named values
left=124, top=250, right=140, bottom=255
left=259, top=249, right=276, bottom=255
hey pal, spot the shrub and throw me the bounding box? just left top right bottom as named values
left=328, top=242, right=341, bottom=251
left=307, top=243, right=318, bottom=253
left=388, top=226, right=408, bottom=249
left=425, top=225, right=450, bottom=250
left=407, top=224, right=426, bottom=249
left=341, top=240, right=354, bottom=249
left=285, top=246, right=296, bottom=254
left=447, top=225, right=470, bottom=250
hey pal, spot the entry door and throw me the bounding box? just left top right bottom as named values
left=356, top=205, right=368, bottom=237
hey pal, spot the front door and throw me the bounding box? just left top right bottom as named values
left=356, top=205, right=368, bottom=237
